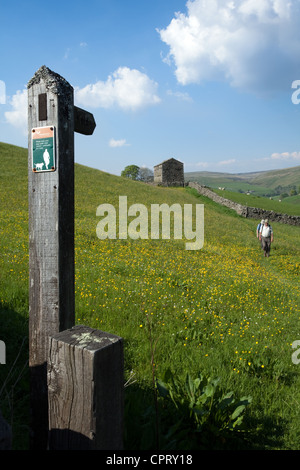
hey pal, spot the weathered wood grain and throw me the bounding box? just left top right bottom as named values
left=28, top=66, right=75, bottom=449
left=48, top=325, right=124, bottom=450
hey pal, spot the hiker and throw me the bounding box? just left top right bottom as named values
left=259, top=219, right=274, bottom=257
left=256, top=219, right=264, bottom=247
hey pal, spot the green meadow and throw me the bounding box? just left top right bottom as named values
left=185, top=165, right=300, bottom=200
left=0, top=142, right=300, bottom=450
left=213, top=188, right=300, bottom=216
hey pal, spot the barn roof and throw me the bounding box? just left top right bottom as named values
left=154, top=157, right=183, bottom=168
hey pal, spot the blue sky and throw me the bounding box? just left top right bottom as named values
left=1, top=0, right=300, bottom=176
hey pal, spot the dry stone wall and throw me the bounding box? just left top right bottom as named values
left=189, top=182, right=300, bottom=226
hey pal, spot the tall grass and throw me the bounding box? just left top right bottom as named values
left=0, top=143, right=300, bottom=449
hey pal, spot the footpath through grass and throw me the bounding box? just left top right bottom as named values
left=0, top=143, right=300, bottom=449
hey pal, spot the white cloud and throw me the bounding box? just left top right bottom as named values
left=75, top=66, right=161, bottom=111
left=109, top=138, right=129, bottom=148
left=158, top=0, right=300, bottom=94
left=167, top=89, right=192, bottom=101
left=218, top=158, right=236, bottom=165
left=5, top=88, right=27, bottom=134
left=63, top=47, right=71, bottom=60
left=192, top=161, right=209, bottom=168
left=269, top=151, right=300, bottom=161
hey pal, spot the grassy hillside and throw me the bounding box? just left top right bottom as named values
left=212, top=188, right=300, bottom=216
left=0, top=142, right=300, bottom=450
left=185, top=166, right=300, bottom=198
left=250, top=166, right=300, bottom=189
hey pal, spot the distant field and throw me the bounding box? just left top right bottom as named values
left=213, top=188, right=300, bottom=216
left=273, top=194, right=300, bottom=206
left=185, top=165, right=300, bottom=198
left=1, top=142, right=300, bottom=450
left=185, top=173, right=270, bottom=195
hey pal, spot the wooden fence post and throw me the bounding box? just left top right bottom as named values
left=27, top=66, right=96, bottom=449
left=47, top=325, right=124, bottom=450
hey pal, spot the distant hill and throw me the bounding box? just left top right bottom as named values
left=185, top=166, right=300, bottom=197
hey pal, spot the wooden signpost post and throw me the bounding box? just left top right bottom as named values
left=48, top=325, right=124, bottom=450
left=27, top=66, right=96, bottom=449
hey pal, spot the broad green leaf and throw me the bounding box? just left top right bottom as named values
left=231, top=404, right=246, bottom=421
left=204, top=383, right=215, bottom=397
left=157, top=380, right=169, bottom=398
left=218, top=392, right=234, bottom=409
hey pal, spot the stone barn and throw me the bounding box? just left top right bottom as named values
left=154, top=158, right=184, bottom=187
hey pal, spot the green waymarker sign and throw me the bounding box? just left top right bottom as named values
left=32, top=126, right=56, bottom=172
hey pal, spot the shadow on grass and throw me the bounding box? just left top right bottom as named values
left=0, top=305, right=29, bottom=450
left=124, top=383, right=287, bottom=451
left=0, top=306, right=289, bottom=451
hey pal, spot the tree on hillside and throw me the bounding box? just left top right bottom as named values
left=139, top=167, right=154, bottom=182
left=121, top=165, right=140, bottom=180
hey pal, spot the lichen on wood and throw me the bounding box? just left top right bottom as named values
left=27, top=65, right=73, bottom=96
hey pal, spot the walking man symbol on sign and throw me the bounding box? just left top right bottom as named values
left=43, top=149, right=50, bottom=169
